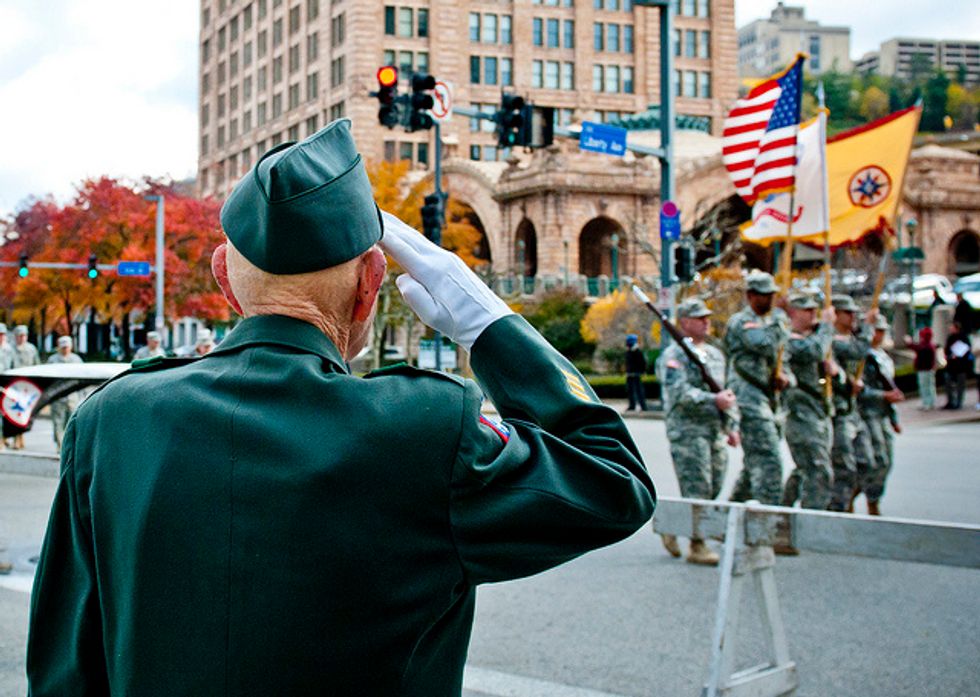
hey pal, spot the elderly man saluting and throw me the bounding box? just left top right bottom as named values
left=27, top=119, right=656, bottom=696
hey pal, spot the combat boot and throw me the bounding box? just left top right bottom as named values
left=687, top=539, right=719, bottom=566
left=846, top=488, right=859, bottom=513
left=774, top=543, right=799, bottom=556
left=660, top=534, right=681, bottom=558
left=867, top=500, right=880, bottom=516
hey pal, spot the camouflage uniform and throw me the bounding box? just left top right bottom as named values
left=0, top=324, right=14, bottom=372
left=47, top=343, right=83, bottom=451
left=781, top=296, right=834, bottom=510
left=856, top=341, right=898, bottom=504
left=828, top=296, right=873, bottom=511
left=658, top=334, right=737, bottom=501
left=726, top=273, right=789, bottom=505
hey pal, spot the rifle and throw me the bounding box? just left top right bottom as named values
left=631, top=286, right=722, bottom=393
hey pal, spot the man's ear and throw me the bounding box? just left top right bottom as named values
left=211, top=243, right=245, bottom=316
left=352, top=247, right=387, bottom=322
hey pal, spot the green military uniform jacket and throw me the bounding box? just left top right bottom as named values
left=723, top=306, right=790, bottom=417
left=785, top=322, right=834, bottom=420
left=27, top=314, right=655, bottom=696
left=831, top=327, right=871, bottom=416
left=859, top=347, right=898, bottom=421
left=657, top=339, right=739, bottom=437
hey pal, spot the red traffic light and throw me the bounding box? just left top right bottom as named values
left=377, top=65, right=398, bottom=87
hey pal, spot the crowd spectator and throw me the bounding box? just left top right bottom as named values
left=943, top=322, right=973, bottom=410
left=45, top=336, right=83, bottom=452
left=953, top=293, right=974, bottom=335
left=624, top=333, right=648, bottom=412
left=906, top=327, right=938, bottom=410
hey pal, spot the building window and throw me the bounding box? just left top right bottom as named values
left=593, top=64, right=603, bottom=91
left=307, top=72, right=318, bottom=101
left=699, top=71, right=711, bottom=98
left=385, top=6, right=395, bottom=35
left=559, top=108, right=573, bottom=126
left=257, top=66, right=267, bottom=91
left=202, top=7, right=211, bottom=27
left=230, top=52, right=239, bottom=78
left=289, top=44, right=300, bottom=73
left=201, top=103, right=210, bottom=126
left=202, top=39, right=211, bottom=63
left=384, top=141, right=397, bottom=162
left=243, top=42, right=253, bottom=67
left=399, top=142, right=413, bottom=162
left=273, top=18, right=283, bottom=47
left=331, top=14, right=344, bottom=46
left=202, top=71, right=210, bottom=92
left=673, top=28, right=680, bottom=57
left=697, top=0, right=709, bottom=18
left=308, top=32, right=319, bottom=61
left=417, top=142, right=429, bottom=167
left=533, top=18, right=543, bottom=46
left=219, top=27, right=226, bottom=52
left=306, top=114, right=319, bottom=135
left=397, top=8, right=413, bottom=37
left=533, top=59, right=543, bottom=88
left=217, top=125, right=226, bottom=147
left=469, top=13, right=480, bottom=42
left=258, top=0, right=267, bottom=19
left=416, top=52, right=428, bottom=73
left=218, top=93, right=226, bottom=117
left=545, top=60, right=559, bottom=88
left=289, top=125, right=300, bottom=141
left=398, top=50, right=412, bottom=74
left=682, top=0, right=696, bottom=15
left=809, top=35, right=821, bottom=71
left=330, top=56, right=344, bottom=87
left=623, top=66, right=634, bottom=93
left=418, top=9, right=429, bottom=38
left=483, top=14, right=498, bottom=43
left=201, top=134, right=209, bottom=156
left=258, top=30, right=268, bottom=57
left=502, top=57, right=513, bottom=86
left=230, top=16, right=239, bottom=42
left=484, top=56, right=498, bottom=85
left=329, top=101, right=345, bottom=120
left=257, top=101, right=267, bottom=125
left=700, top=31, right=711, bottom=59
left=307, top=0, right=319, bottom=21
left=502, top=15, right=512, bottom=44
left=604, top=64, right=619, bottom=92
left=594, top=23, right=603, bottom=51
left=383, top=49, right=395, bottom=66
left=470, top=55, right=480, bottom=84
left=607, top=24, right=619, bottom=52
left=273, top=56, right=283, bottom=84
left=561, top=61, right=574, bottom=90
left=546, top=18, right=559, bottom=48
left=243, top=110, right=252, bottom=133
left=272, top=92, right=283, bottom=117
left=230, top=118, right=239, bottom=140
left=230, top=85, right=239, bottom=110
left=218, top=61, right=226, bottom=85
left=624, top=25, right=634, bottom=53
left=470, top=144, right=481, bottom=161
left=684, top=70, right=696, bottom=96
left=289, top=6, right=301, bottom=35
left=561, top=19, right=574, bottom=49
left=685, top=30, right=697, bottom=57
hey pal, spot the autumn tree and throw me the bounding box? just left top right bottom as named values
left=858, top=85, right=890, bottom=122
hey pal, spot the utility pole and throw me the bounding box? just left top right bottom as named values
left=144, top=195, right=166, bottom=349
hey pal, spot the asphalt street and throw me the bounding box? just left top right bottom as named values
left=1, top=415, right=978, bottom=696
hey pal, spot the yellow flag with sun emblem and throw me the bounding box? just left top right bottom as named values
left=824, top=105, right=921, bottom=245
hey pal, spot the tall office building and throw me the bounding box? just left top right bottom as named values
left=737, top=2, right=851, bottom=78
left=198, top=0, right=737, bottom=199
left=856, top=38, right=980, bottom=86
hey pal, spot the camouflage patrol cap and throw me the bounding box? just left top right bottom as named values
left=677, top=298, right=713, bottom=318
left=14, top=325, right=28, bottom=336
left=220, top=118, right=383, bottom=274
left=146, top=331, right=161, bottom=342
left=746, top=270, right=778, bottom=294
left=787, top=292, right=819, bottom=310
left=831, top=294, right=861, bottom=313
left=0, top=323, right=7, bottom=334
left=873, top=314, right=889, bottom=331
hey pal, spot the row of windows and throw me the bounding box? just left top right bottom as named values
left=383, top=6, right=429, bottom=38
left=593, top=0, right=635, bottom=10
left=202, top=72, right=321, bottom=145
left=591, top=64, right=634, bottom=93
left=532, top=18, right=575, bottom=49
left=533, top=60, right=577, bottom=90
left=383, top=140, right=429, bottom=167
left=382, top=49, right=429, bottom=77
left=469, top=56, right=515, bottom=87
left=209, top=0, right=319, bottom=57
left=675, top=69, right=711, bottom=98
left=594, top=23, right=634, bottom=53
left=672, top=0, right=710, bottom=17
left=469, top=13, right=513, bottom=45
left=673, top=29, right=711, bottom=59
left=204, top=30, right=322, bottom=94
left=469, top=104, right=575, bottom=134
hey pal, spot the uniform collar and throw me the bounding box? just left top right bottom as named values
left=209, top=315, right=349, bottom=374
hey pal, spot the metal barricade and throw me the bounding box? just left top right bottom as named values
left=651, top=497, right=980, bottom=697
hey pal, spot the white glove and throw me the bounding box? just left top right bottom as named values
left=379, top=210, right=513, bottom=351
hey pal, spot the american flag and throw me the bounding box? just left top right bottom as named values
left=723, top=56, right=805, bottom=206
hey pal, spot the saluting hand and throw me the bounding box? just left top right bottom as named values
left=379, top=210, right=513, bottom=351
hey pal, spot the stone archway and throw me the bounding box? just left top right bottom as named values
left=451, top=201, right=492, bottom=269
left=579, top=216, right=627, bottom=278
left=514, top=218, right=537, bottom=277
left=949, top=229, right=980, bottom=277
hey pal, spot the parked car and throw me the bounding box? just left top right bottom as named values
left=953, top=273, right=980, bottom=309
left=879, top=273, right=956, bottom=309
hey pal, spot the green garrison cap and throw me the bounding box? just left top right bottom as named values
left=831, top=294, right=861, bottom=312
left=788, top=292, right=819, bottom=309
left=677, top=298, right=713, bottom=318
left=746, top=270, right=778, bottom=294
left=220, top=118, right=383, bottom=274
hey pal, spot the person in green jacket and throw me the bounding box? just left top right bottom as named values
left=26, top=119, right=656, bottom=697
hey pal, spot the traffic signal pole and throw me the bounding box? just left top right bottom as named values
left=432, top=119, right=444, bottom=371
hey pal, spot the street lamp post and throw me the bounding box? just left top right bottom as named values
left=610, top=233, right=620, bottom=290
left=563, top=240, right=570, bottom=287
left=906, top=216, right=918, bottom=333
left=517, top=238, right=526, bottom=295
left=144, top=195, right=166, bottom=349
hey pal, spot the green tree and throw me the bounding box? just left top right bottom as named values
left=921, top=68, right=951, bottom=131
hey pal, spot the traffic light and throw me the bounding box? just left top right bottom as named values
left=375, top=65, right=400, bottom=129
left=421, top=193, right=445, bottom=245
left=673, top=245, right=695, bottom=282
left=88, top=254, right=99, bottom=279
left=496, top=93, right=527, bottom=148
left=18, top=254, right=28, bottom=278
left=408, top=73, right=436, bottom=132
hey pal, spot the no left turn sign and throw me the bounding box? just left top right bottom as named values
left=430, top=81, right=453, bottom=121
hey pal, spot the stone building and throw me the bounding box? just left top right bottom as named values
left=737, top=2, right=851, bottom=78
left=197, top=0, right=738, bottom=198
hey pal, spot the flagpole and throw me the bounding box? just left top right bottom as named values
left=816, top=84, right=834, bottom=403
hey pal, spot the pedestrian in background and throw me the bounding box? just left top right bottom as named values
left=134, top=331, right=166, bottom=360
left=943, top=321, right=972, bottom=410
left=45, top=336, right=83, bottom=453
left=11, top=325, right=40, bottom=450
left=0, top=323, right=14, bottom=372
left=624, top=333, right=648, bottom=412
left=195, top=330, right=216, bottom=356
left=905, top=326, right=937, bottom=410
left=657, top=298, right=739, bottom=565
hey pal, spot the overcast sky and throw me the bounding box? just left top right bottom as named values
left=1, top=0, right=978, bottom=218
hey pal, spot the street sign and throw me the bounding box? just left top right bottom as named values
left=430, top=81, right=453, bottom=121
left=117, top=261, right=152, bottom=277
left=579, top=121, right=627, bottom=157
left=660, top=200, right=681, bottom=240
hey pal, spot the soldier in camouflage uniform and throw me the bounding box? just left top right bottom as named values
left=854, top=314, right=904, bottom=515
left=828, top=294, right=875, bottom=512
left=657, top=298, right=740, bottom=566
left=781, top=293, right=836, bottom=512
left=726, top=271, right=790, bottom=505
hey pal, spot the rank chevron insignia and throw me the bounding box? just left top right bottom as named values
left=560, top=368, right=592, bottom=402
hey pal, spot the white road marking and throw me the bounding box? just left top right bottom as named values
left=463, top=665, right=632, bottom=697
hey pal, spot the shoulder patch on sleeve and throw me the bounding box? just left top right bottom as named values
left=478, top=414, right=510, bottom=443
